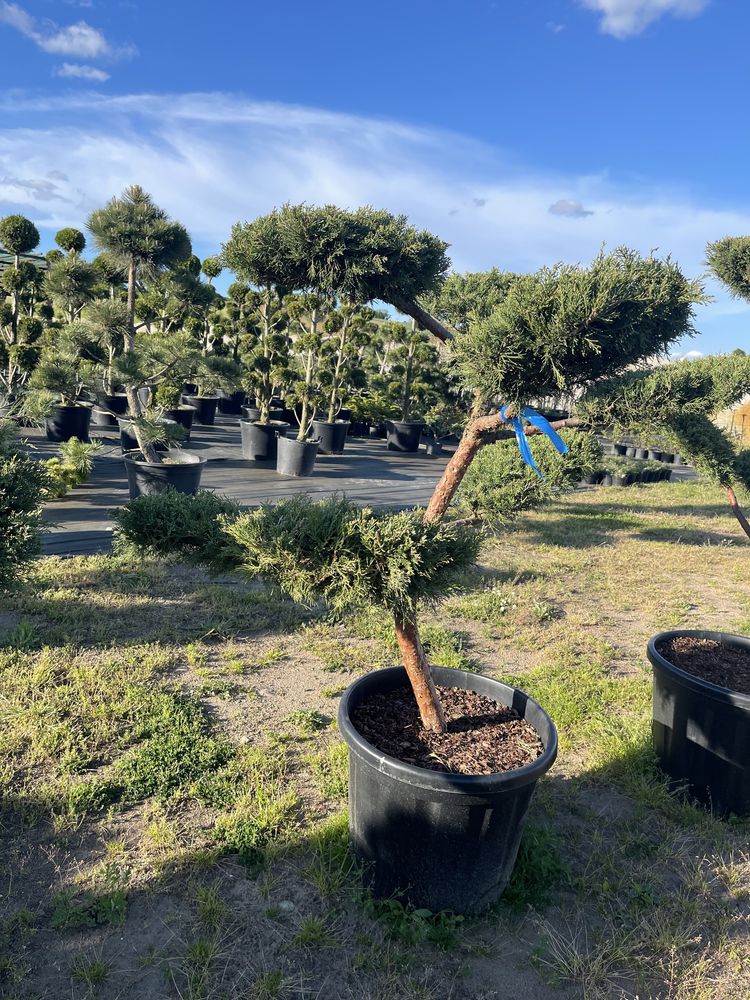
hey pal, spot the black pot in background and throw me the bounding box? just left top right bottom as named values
left=182, top=383, right=198, bottom=396
left=338, top=666, right=558, bottom=914
left=276, top=434, right=319, bottom=477
left=118, top=417, right=178, bottom=454
left=648, top=449, right=663, bottom=461
left=123, top=450, right=206, bottom=500
left=218, top=390, right=246, bottom=415
left=183, top=395, right=219, bottom=425
left=164, top=406, right=195, bottom=437
left=647, top=630, right=750, bottom=817
left=240, top=420, right=290, bottom=462
left=241, top=405, right=285, bottom=423
left=337, top=407, right=352, bottom=422
left=385, top=420, right=424, bottom=453
left=91, top=394, right=129, bottom=427
left=369, top=423, right=387, bottom=440
left=635, top=447, right=649, bottom=460
left=311, top=419, right=350, bottom=455
left=45, top=404, right=91, bottom=443
left=425, top=439, right=443, bottom=458
left=614, top=443, right=628, bottom=456
left=349, top=421, right=370, bottom=437
left=581, top=471, right=604, bottom=485
left=661, top=451, right=676, bottom=464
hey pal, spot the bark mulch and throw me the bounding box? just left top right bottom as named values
left=658, top=636, right=750, bottom=695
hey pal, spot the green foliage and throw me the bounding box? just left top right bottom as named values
left=113, top=489, right=243, bottom=570
left=223, top=203, right=449, bottom=309
left=28, top=356, right=85, bottom=406
left=0, top=214, right=40, bottom=256
left=454, top=248, right=705, bottom=404
left=422, top=268, right=516, bottom=333
left=43, top=438, right=100, bottom=499
left=0, top=451, right=48, bottom=588
left=54, top=227, right=86, bottom=254
left=706, top=236, right=750, bottom=302
left=153, top=382, right=182, bottom=408
left=226, top=495, right=481, bottom=617
left=51, top=888, right=127, bottom=930
left=581, top=355, right=750, bottom=490
left=455, top=429, right=602, bottom=524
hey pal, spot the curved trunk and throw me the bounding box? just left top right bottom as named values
left=394, top=612, right=446, bottom=733
left=724, top=484, right=750, bottom=540
left=390, top=296, right=454, bottom=344
left=124, top=385, right=159, bottom=463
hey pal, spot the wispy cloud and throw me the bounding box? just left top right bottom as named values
left=55, top=62, right=110, bottom=81
left=0, top=1, right=133, bottom=60
left=0, top=90, right=746, bottom=351
left=579, top=0, right=711, bottom=38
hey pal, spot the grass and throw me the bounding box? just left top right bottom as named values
left=1, top=480, right=749, bottom=998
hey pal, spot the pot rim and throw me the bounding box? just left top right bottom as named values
left=280, top=435, right=319, bottom=450
left=338, top=666, right=558, bottom=795
left=647, top=629, right=750, bottom=707
left=122, top=449, right=205, bottom=469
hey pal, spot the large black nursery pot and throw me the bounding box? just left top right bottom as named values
left=311, top=419, right=350, bottom=455
left=647, top=630, right=750, bottom=817
left=218, top=390, right=246, bottom=415
left=183, top=395, right=219, bottom=425
left=91, top=394, right=128, bottom=427
left=123, top=449, right=205, bottom=500
left=240, top=420, right=290, bottom=463
left=45, top=404, right=91, bottom=443
left=242, top=405, right=285, bottom=423
left=276, top=434, right=319, bottom=477
left=385, top=420, right=424, bottom=453
left=338, top=666, right=558, bottom=915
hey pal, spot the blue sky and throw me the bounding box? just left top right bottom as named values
left=1, top=0, right=748, bottom=356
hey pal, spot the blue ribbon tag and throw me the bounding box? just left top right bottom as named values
left=499, top=405, right=569, bottom=480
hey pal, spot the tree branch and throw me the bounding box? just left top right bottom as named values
left=390, top=296, right=454, bottom=344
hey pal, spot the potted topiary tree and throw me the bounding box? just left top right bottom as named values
left=114, top=237, right=705, bottom=911
left=581, top=346, right=750, bottom=817
left=0, top=213, right=46, bottom=409
left=382, top=319, right=442, bottom=452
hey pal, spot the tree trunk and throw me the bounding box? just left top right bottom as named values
left=124, top=385, right=159, bottom=463
left=390, top=296, right=453, bottom=344
left=724, top=485, right=750, bottom=540
left=126, top=261, right=137, bottom=352
left=394, top=612, right=447, bottom=733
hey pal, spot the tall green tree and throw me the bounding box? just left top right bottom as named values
left=87, top=186, right=192, bottom=351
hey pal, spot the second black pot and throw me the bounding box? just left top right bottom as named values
left=385, top=420, right=424, bottom=453
left=240, top=420, right=290, bottom=462
left=45, top=404, right=91, bottom=443
left=338, top=666, right=558, bottom=914
left=91, top=394, right=129, bottom=427
left=163, top=406, right=195, bottom=437
left=276, top=435, right=319, bottom=477
left=123, top=450, right=206, bottom=500
left=648, top=630, right=750, bottom=816
left=311, top=419, right=350, bottom=455
left=183, top=395, right=219, bottom=425
left=218, top=390, right=246, bottom=415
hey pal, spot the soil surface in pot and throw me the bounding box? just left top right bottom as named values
left=351, top=685, right=543, bottom=775
left=657, top=636, right=750, bottom=695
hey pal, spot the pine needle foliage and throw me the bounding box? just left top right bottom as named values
left=453, top=248, right=705, bottom=404
left=225, top=495, right=480, bottom=617
left=580, top=355, right=750, bottom=490
left=455, top=429, right=602, bottom=524
left=0, top=427, right=48, bottom=588
left=706, top=236, right=750, bottom=302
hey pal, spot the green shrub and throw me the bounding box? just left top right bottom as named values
left=0, top=451, right=49, bottom=588
left=454, top=429, right=601, bottom=524
left=113, top=489, right=243, bottom=570
left=43, top=438, right=100, bottom=498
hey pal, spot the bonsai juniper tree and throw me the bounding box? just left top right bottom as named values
left=87, top=186, right=192, bottom=352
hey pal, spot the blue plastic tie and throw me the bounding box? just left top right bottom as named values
left=499, top=405, right=568, bottom=480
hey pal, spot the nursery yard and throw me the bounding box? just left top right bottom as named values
left=1, top=479, right=749, bottom=1000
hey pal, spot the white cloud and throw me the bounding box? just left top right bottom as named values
left=0, top=90, right=747, bottom=354
left=0, top=1, right=132, bottom=59
left=580, top=0, right=711, bottom=38
left=55, top=62, right=110, bottom=81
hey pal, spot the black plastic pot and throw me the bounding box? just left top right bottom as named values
left=123, top=450, right=205, bottom=500
left=337, top=407, right=352, bottom=422
left=241, top=405, right=285, bottom=423
left=581, top=471, right=604, bottom=485
left=614, top=443, right=628, bottom=456
left=91, top=394, right=129, bottom=427
left=612, top=474, right=631, bottom=487
left=276, top=435, right=319, bottom=477
left=425, top=439, right=443, bottom=458
left=45, top=404, right=91, bottom=443
left=369, top=423, right=387, bottom=440
left=661, top=451, right=675, bottom=464
left=338, top=666, right=558, bottom=914
left=119, top=417, right=178, bottom=454
left=635, top=447, right=649, bottom=460
left=218, top=390, right=246, bottom=415
left=648, top=449, right=663, bottom=462
left=311, top=419, right=350, bottom=455
left=164, top=406, right=195, bottom=437
left=240, top=420, right=290, bottom=462
left=183, top=395, right=219, bottom=425
left=385, top=420, right=424, bottom=453
left=647, top=630, right=750, bottom=816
